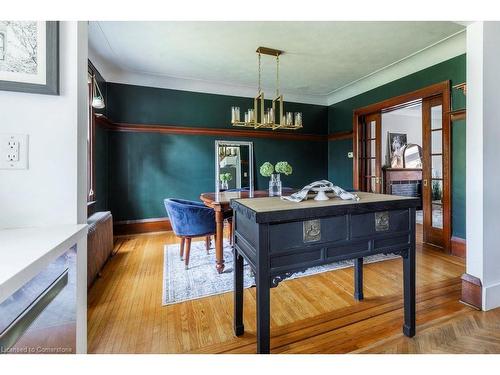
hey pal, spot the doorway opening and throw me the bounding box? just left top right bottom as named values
left=353, top=82, right=451, bottom=251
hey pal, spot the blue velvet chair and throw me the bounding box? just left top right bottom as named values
left=164, top=198, right=216, bottom=269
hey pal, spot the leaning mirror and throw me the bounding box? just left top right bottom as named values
left=402, top=143, right=423, bottom=169
left=215, top=141, right=253, bottom=193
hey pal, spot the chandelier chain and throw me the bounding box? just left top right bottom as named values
left=276, top=54, right=280, bottom=97
left=258, top=52, right=261, bottom=94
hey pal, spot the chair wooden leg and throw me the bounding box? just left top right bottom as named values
left=228, top=218, right=233, bottom=245
left=180, top=237, right=185, bottom=260
left=184, top=238, right=192, bottom=269
left=205, top=236, right=211, bottom=254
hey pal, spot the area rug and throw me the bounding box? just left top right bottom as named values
left=162, top=240, right=399, bottom=305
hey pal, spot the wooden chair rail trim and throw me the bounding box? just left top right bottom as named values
left=450, top=109, right=466, bottom=121
left=95, top=115, right=355, bottom=142
left=95, top=115, right=327, bottom=142
left=327, top=130, right=353, bottom=141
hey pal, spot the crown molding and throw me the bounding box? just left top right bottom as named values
left=89, top=30, right=465, bottom=109
left=326, top=30, right=466, bottom=106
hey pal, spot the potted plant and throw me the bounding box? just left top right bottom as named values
left=260, top=161, right=293, bottom=196
left=219, top=172, right=232, bottom=190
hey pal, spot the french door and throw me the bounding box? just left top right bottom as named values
left=422, top=96, right=449, bottom=248
left=357, top=112, right=382, bottom=193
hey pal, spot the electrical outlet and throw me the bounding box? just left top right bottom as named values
left=0, top=134, right=29, bottom=170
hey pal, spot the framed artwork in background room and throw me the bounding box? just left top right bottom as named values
left=0, top=21, right=59, bottom=95
left=388, top=132, right=407, bottom=168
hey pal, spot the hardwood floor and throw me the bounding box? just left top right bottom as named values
left=87, top=226, right=499, bottom=354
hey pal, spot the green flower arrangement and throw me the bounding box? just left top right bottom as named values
left=259, top=161, right=293, bottom=177
left=219, top=172, right=232, bottom=182
left=259, top=162, right=275, bottom=177
left=275, top=161, right=293, bottom=176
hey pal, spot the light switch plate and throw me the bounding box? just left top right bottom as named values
left=0, top=134, right=29, bottom=170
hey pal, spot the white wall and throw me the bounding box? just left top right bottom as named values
left=381, top=108, right=422, bottom=167
left=0, top=22, right=88, bottom=229
left=466, top=21, right=500, bottom=310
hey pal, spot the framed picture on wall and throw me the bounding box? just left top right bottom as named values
left=0, top=21, right=59, bottom=95
left=388, top=132, right=407, bottom=168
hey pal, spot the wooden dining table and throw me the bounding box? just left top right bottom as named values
left=200, top=190, right=293, bottom=273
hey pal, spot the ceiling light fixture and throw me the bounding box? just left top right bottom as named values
left=231, top=47, right=303, bottom=130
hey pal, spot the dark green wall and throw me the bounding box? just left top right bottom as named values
left=327, top=54, right=466, bottom=238
left=107, top=132, right=326, bottom=221
left=94, top=125, right=109, bottom=212
left=452, top=119, right=466, bottom=239
left=107, top=83, right=327, bottom=135
left=104, top=83, right=328, bottom=221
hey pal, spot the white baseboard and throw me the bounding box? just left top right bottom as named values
left=483, top=280, right=500, bottom=310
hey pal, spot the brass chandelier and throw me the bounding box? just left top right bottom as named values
left=231, top=47, right=303, bottom=130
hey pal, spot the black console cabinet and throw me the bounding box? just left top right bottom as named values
left=231, top=192, right=418, bottom=354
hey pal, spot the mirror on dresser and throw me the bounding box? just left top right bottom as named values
left=215, top=140, right=253, bottom=193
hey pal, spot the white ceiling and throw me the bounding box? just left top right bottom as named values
left=89, top=21, right=465, bottom=104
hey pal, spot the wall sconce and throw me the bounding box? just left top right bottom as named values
left=91, top=75, right=105, bottom=109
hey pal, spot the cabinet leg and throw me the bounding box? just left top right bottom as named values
left=233, top=248, right=244, bottom=336
left=403, top=248, right=416, bottom=337
left=256, top=269, right=270, bottom=354
left=354, top=257, right=364, bottom=301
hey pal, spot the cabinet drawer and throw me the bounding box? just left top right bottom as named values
left=351, top=209, right=409, bottom=239
left=269, top=216, right=348, bottom=253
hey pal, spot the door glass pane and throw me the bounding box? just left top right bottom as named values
left=370, top=158, right=376, bottom=176
left=370, top=139, right=376, bottom=158
left=431, top=105, right=442, bottom=129
left=361, top=117, right=379, bottom=193
left=431, top=179, right=443, bottom=229
left=431, top=155, right=442, bottom=179
left=370, top=120, right=376, bottom=138
left=432, top=203, right=443, bottom=229
left=431, top=130, right=442, bottom=154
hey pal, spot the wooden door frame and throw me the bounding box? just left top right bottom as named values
left=358, top=112, right=382, bottom=193
left=352, top=81, right=452, bottom=252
